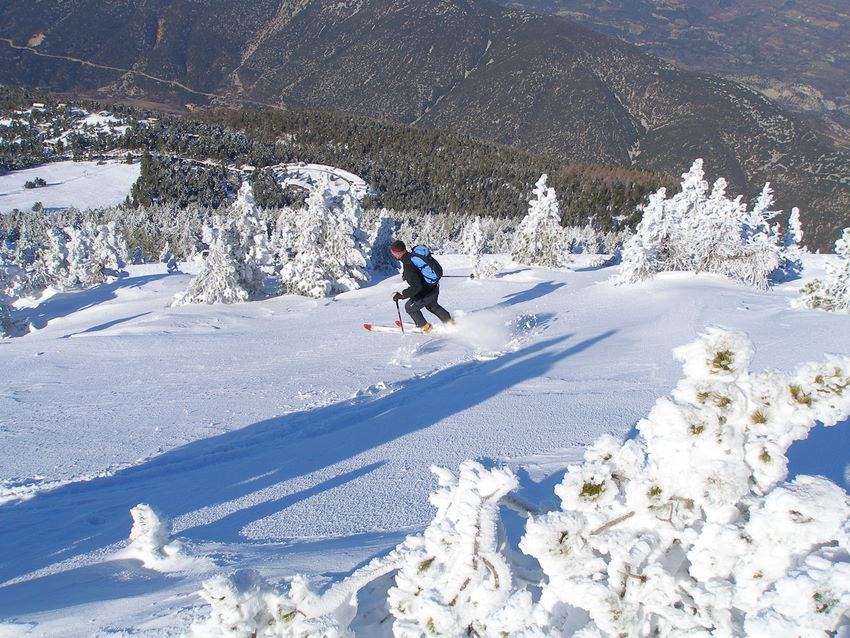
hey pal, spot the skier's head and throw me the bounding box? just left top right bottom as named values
left=390, top=240, right=406, bottom=259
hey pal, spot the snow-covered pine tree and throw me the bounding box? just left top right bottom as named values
left=175, top=182, right=276, bottom=306
left=776, top=207, right=805, bottom=282
left=0, top=263, right=27, bottom=337
left=615, top=160, right=785, bottom=289
left=461, top=215, right=486, bottom=279
left=176, top=220, right=251, bottom=306
left=91, top=221, right=130, bottom=277
left=510, top=174, right=571, bottom=268
left=736, top=182, right=783, bottom=289
left=796, top=227, right=850, bottom=312
left=612, top=188, right=670, bottom=285
left=366, top=214, right=399, bottom=274
left=279, top=175, right=369, bottom=298
left=159, top=245, right=179, bottom=273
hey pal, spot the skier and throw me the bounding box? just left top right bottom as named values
left=390, top=240, right=453, bottom=332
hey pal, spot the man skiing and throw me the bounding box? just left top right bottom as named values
left=390, top=240, right=453, bottom=332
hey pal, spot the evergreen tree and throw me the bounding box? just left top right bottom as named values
left=174, top=186, right=273, bottom=306
left=174, top=221, right=251, bottom=306
left=615, top=160, right=784, bottom=289
left=776, top=207, right=805, bottom=282
left=510, top=174, right=571, bottom=268
left=279, top=175, right=370, bottom=298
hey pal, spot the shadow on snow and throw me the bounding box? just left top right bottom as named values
left=0, top=330, right=616, bottom=613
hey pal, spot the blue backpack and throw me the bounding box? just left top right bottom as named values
left=410, top=244, right=442, bottom=286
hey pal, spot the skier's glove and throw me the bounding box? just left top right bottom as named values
left=392, top=292, right=403, bottom=302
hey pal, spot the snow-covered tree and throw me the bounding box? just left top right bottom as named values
left=91, top=221, right=130, bottom=277
left=796, top=227, right=850, bottom=312
left=510, top=174, right=571, bottom=268
left=776, top=206, right=805, bottom=281
left=176, top=183, right=276, bottom=305
left=0, top=263, right=27, bottom=338
left=615, top=160, right=784, bottom=289
left=461, top=215, right=486, bottom=279
left=279, top=175, right=370, bottom=298
left=367, top=214, right=399, bottom=274
left=159, top=245, right=179, bottom=273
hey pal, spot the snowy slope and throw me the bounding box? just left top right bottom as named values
left=0, top=254, right=848, bottom=636
left=0, top=161, right=140, bottom=214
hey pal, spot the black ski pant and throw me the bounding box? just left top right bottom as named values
left=405, top=286, right=451, bottom=328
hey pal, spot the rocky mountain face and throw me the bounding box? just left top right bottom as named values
left=497, top=0, right=850, bottom=149
left=1, top=0, right=848, bottom=249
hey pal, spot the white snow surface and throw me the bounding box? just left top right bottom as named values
left=0, top=253, right=849, bottom=636
left=0, top=161, right=140, bottom=214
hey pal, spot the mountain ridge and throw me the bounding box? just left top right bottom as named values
left=1, top=0, right=848, bottom=248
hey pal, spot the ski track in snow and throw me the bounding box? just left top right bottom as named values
left=0, top=255, right=849, bottom=635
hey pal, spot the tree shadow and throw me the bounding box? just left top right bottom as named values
left=21, top=273, right=171, bottom=330
left=0, top=330, right=616, bottom=592
left=60, top=312, right=151, bottom=338
left=0, top=559, right=169, bottom=617
left=498, top=282, right=565, bottom=307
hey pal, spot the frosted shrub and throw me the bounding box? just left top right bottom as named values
left=191, top=570, right=356, bottom=638
left=511, top=174, right=571, bottom=268
left=797, top=227, right=850, bottom=312
left=520, top=328, right=850, bottom=637
left=127, top=503, right=182, bottom=568
left=388, top=461, right=535, bottom=637
left=615, top=160, right=786, bottom=288
left=192, top=332, right=850, bottom=637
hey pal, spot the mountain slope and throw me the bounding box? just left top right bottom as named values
left=0, top=254, right=848, bottom=635
left=1, top=0, right=849, bottom=248
left=496, top=0, right=850, bottom=148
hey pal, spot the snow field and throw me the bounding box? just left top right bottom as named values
left=0, top=161, right=140, bottom=214
left=0, top=254, right=848, bottom=635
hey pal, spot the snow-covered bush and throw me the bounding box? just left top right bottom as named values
left=614, top=160, right=789, bottom=289
left=796, top=227, right=850, bottom=312
left=126, top=503, right=183, bottom=568
left=388, top=461, right=535, bottom=637
left=191, top=570, right=355, bottom=638
left=519, top=327, right=850, bottom=637
left=279, top=176, right=370, bottom=298
left=191, top=333, right=850, bottom=638
left=510, top=174, right=571, bottom=268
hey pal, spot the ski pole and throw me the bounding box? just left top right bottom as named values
left=441, top=274, right=476, bottom=279
left=395, top=298, right=405, bottom=334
